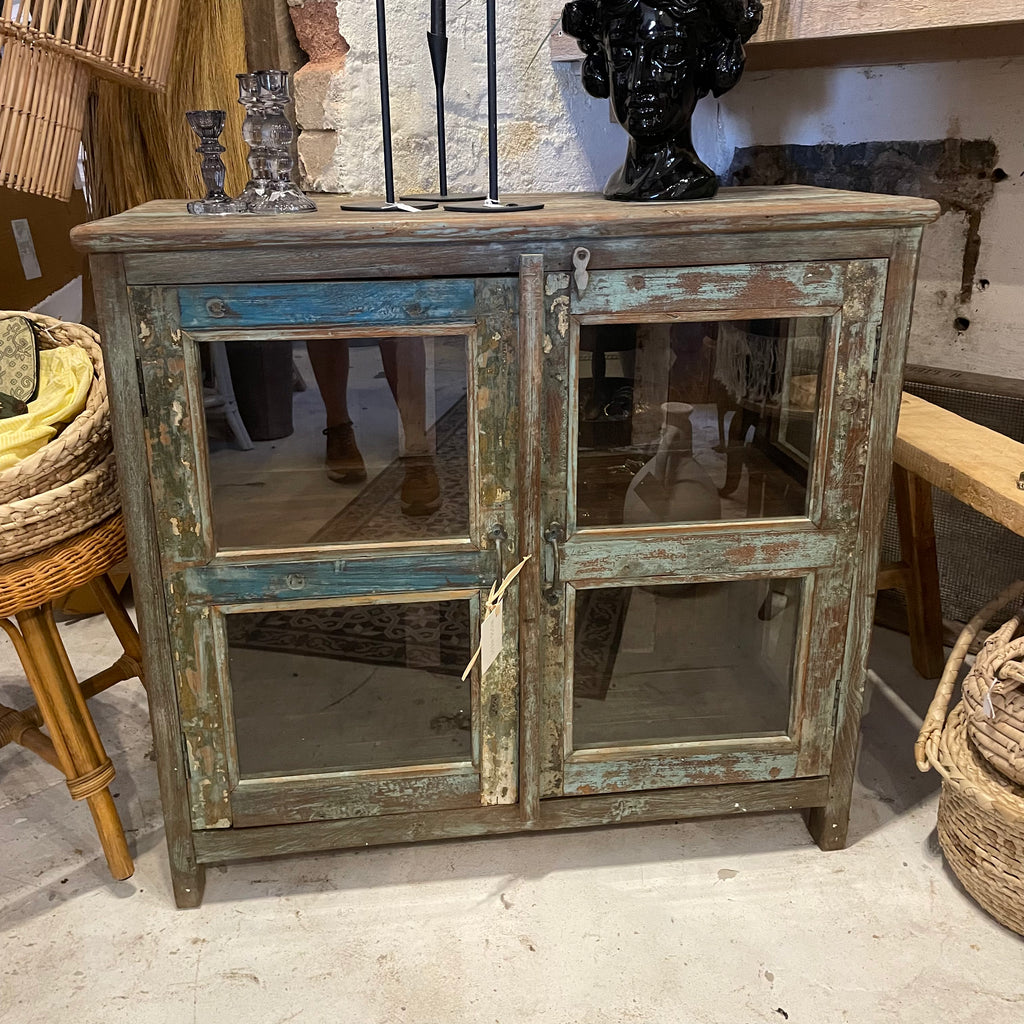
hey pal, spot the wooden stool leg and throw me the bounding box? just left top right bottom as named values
left=893, top=465, right=946, bottom=679
left=89, top=573, right=143, bottom=666
left=15, top=605, right=134, bottom=880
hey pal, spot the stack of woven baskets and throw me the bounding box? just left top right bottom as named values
left=0, top=311, right=118, bottom=564
left=916, top=581, right=1024, bottom=936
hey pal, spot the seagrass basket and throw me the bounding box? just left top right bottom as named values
left=0, top=35, right=89, bottom=200
left=0, top=0, right=181, bottom=90
left=0, top=451, right=118, bottom=563
left=916, top=582, right=1024, bottom=936
left=0, top=311, right=110, bottom=504
left=959, top=581, right=1024, bottom=788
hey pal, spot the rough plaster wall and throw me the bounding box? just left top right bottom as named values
left=299, top=1, right=1022, bottom=378
left=693, top=58, right=1024, bottom=378
left=310, top=0, right=623, bottom=195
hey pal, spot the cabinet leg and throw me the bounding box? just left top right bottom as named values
left=170, top=855, right=206, bottom=909
left=804, top=801, right=850, bottom=851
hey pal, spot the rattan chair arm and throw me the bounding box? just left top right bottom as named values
left=916, top=579, right=1024, bottom=771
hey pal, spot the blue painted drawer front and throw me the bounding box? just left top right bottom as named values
left=177, top=279, right=479, bottom=329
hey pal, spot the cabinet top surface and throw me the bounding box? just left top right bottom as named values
left=72, top=187, right=939, bottom=255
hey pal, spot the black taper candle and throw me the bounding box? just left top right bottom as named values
left=377, top=0, right=396, bottom=205
left=427, top=30, right=449, bottom=195
left=486, top=0, right=499, bottom=203
left=431, top=0, right=446, bottom=36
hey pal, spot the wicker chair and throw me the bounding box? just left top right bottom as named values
left=0, top=514, right=143, bottom=880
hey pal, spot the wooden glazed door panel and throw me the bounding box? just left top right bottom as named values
left=539, top=260, right=888, bottom=798
left=130, top=278, right=522, bottom=830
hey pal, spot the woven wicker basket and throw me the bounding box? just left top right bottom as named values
left=959, top=582, right=1024, bottom=788
left=0, top=452, right=119, bottom=564
left=933, top=705, right=1024, bottom=936
left=0, top=311, right=111, bottom=504
left=916, top=582, right=1024, bottom=936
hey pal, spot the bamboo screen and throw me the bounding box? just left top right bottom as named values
left=0, top=36, right=89, bottom=199
left=0, top=0, right=180, bottom=90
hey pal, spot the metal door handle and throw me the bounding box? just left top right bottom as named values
left=488, top=524, right=508, bottom=588
left=543, top=523, right=564, bottom=605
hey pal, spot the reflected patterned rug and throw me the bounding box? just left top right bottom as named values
left=311, top=397, right=470, bottom=544
left=574, top=588, right=631, bottom=701
left=226, top=600, right=472, bottom=678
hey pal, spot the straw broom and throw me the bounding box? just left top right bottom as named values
left=83, top=0, right=248, bottom=217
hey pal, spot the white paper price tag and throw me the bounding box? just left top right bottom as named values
left=480, top=600, right=504, bottom=676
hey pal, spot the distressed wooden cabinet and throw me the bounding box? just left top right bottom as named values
left=74, top=188, right=938, bottom=907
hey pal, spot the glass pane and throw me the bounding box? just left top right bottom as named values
left=227, top=599, right=474, bottom=776
left=576, top=319, right=828, bottom=528
left=572, top=578, right=802, bottom=750
left=203, top=335, right=470, bottom=549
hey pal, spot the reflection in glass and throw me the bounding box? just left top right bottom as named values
left=572, top=578, right=802, bottom=749
left=203, top=335, right=469, bottom=550
left=576, top=319, right=828, bottom=528
left=228, top=599, right=474, bottom=776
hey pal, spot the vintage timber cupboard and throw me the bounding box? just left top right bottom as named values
left=73, top=188, right=939, bottom=907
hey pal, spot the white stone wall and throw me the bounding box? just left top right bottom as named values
left=305, top=0, right=622, bottom=195
left=300, top=1, right=1023, bottom=378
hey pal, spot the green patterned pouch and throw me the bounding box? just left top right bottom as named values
left=0, top=316, right=39, bottom=419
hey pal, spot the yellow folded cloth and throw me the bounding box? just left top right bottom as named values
left=0, top=347, right=94, bottom=470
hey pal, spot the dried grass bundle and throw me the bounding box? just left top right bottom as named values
left=84, top=0, right=247, bottom=217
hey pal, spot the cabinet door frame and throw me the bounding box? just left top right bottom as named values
left=129, top=277, right=523, bottom=830
left=538, top=259, right=888, bottom=798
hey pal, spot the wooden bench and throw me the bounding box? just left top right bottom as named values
left=878, top=392, right=1024, bottom=678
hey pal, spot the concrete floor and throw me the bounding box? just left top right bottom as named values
left=2, top=620, right=1022, bottom=1024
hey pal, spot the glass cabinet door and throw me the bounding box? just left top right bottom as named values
left=131, top=278, right=521, bottom=829
left=538, top=261, right=888, bottom=798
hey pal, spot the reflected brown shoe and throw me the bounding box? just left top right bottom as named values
left=401, top=456, right=441, bottom=516
left=323, top=422, right=366, bottom=483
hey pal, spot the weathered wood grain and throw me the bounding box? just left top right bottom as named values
left=563, top=743, right=799, bottom=795
left=757, top=0, right=1024, bottom=43
left=475, top=278, right=521, bottom=807
left=231, top=767, right=482, bottom=828
left=191, top=776, right=830, bottom=863
left=90, top=255, right=206, bottom=908
left=539, top=272, right=572, bottom=797
left=573, top=263, right=845, bottom=317
left=807, top=228, right=924, bottom=850
left=71, top=190, right=940, bottom=256
left=518, top=255, right=545, bottom=823
left=561, top=529, right=839, bottom=582
left=895, top=392, right=1024, bottom=538
left=177, top=279, right=478, bottom=330
left=81, top=188, right=937, bottom=903
left=122, top=228, right=901, bottom=286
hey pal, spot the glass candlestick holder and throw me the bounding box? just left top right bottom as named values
left=236, top=69, right=317, bottom=214
left=185, top=110, right=238, bottom=215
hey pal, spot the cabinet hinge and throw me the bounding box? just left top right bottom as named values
left=833, top=679, right=844, bottom=728
left=870, top=325, right=883, bottom=384
left=136, top=357, right=149, bottom=417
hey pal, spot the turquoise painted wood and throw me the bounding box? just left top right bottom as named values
left=574, top=262, right=846, bottom=317
left=539, top=257, right=890, bottom=798
left=75, top=192, right=937, bottom=905
left=177, top=279, right=478, bottom=330
left=186, top=551, right=493, bottom=606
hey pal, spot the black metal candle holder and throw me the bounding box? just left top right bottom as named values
left=401, top=3, right=484, bottom=205
left=341, top=0, right=437, bottom=213
left=445, top=0, right=543, bottom=214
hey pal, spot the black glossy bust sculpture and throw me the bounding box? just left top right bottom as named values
left=563, top=0, right=762, bottom=202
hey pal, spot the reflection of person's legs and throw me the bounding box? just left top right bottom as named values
left=307, top=339, right=366, bottom=483
left=378, top=336, right=440, bottom=515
